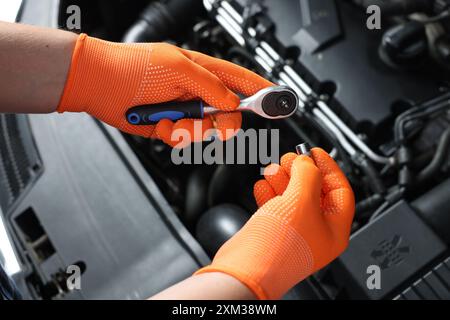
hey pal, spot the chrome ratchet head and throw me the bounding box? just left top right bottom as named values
left=238, top=85, right=299, bottom=119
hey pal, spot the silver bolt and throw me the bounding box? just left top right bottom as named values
left=296, top=142, right=311, bottom=156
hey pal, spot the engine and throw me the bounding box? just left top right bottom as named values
left=197, top=0, right=450, bottom=300
left=3, top=0, right=449, bottom=299
left=83, top=0, right=450, bottom=299
left=115, top=0, right=450, bottom=300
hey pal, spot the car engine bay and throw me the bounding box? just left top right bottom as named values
left=1, top=0, right=450, bottom=299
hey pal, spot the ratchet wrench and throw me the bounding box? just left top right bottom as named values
left=125, top=85, right=298, bottom=125
left=296, top=142, right=312, bottom=157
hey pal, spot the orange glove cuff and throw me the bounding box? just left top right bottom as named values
left=58, top=33, right=87, bottom=113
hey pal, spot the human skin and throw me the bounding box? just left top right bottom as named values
left=0, top=21, right=77, bottom=113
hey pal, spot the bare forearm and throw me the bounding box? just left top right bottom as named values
left=0, top=21, right=77, bottom=113
left=150, top=273, right=256, bottom=300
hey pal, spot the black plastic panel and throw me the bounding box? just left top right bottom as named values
left=0, top=115, right=42, bottom=213
left=334, top=201, right=447, bottom=299
left=395, top=256, right=450, bottom=300
left=8, top=113, right=209, bottom=299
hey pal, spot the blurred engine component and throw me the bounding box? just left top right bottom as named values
left=196, top=204, right=249, bottom=257
left=379, top=20, right=428, bottom=67
left=352, top=0, right=433, bottom=16
left=123, top=0, right=202, bottom=43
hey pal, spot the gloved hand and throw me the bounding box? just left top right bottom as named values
left=196, top=148, right=355, bottom=299
left=58, top=34, right=273, bottom=147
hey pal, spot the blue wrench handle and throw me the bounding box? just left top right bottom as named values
left=126, top=101, right=205, bottom=125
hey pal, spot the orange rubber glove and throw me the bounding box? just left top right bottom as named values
left=58, top=34, right=273, bottom=147
left=195, top=148, right=355, bottom=299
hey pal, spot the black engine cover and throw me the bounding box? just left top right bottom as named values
left=244, top=0, right=447, bottom=130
